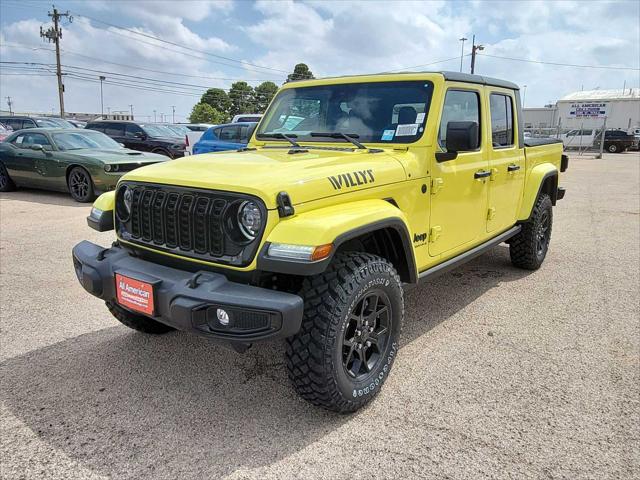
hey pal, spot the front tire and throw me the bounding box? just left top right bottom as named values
left=67, top=166, right=95, bottom=202
left=607, top=143, right=619, bottom=153
left=510, top=193, right=553, bottom=270
left=0, top=162, right=16, bottom=192
left=106, top=300, right=175, bottom=334
left=286, top=252, right=403, bottom=413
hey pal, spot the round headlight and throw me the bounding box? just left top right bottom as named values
left=237, top=201, right=262, bottom=240
left=116, top=185, right=133, bottom=222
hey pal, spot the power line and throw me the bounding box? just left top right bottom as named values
left=71, top=14, right=287, bottom=75
left=386, top=55, right=465, bottom=73
left=1, top=43, right=285, bottom=84
left=477, top=53, right=640, bottom=71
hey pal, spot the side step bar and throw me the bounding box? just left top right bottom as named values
left=418, top=226, right=521, bottom=282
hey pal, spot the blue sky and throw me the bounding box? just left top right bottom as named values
left=1, top=0, right=638, bottom=121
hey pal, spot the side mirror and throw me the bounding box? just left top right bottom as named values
left=30, top=144, right=45, bottom=152
left=134, top=132, right=147, bottom=139
left=118, top=143, right=125, bottom=147
left=436, top=121, right=479, bottom=162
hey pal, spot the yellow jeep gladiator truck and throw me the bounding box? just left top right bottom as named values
left=73, top=71, right=568, bottom=412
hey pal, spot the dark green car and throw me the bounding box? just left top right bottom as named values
left=0, top=128, right=167, bottom=202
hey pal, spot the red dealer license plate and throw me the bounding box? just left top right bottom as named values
left=115, top=273, right=155, bottom=316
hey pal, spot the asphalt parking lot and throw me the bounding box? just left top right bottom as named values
left=0, top=151, right=638, bottom=479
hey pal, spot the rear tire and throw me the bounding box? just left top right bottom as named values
left=510, top=193, right=553, bottom=270
left=0, top=162, right=16, bottom=192
left=106, top=300, right=175, bottom=334
left=607, top=143, right=619, bottom=153
left=67, top=166, right=95, bottom=202
left=286, top=252, right=403, bottom=413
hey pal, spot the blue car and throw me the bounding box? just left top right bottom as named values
left=192, top=122, right=258, bottom=154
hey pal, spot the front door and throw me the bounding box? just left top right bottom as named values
left=487, top=91, right=525, bottom=233
left=6, top=132, right=53, bottom=187
left=429, top=87, right=489, bottom=257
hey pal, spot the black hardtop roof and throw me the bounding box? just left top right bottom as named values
left=439, top=71, right=519, bottom=90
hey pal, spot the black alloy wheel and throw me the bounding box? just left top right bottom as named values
left=68, top=167, right=94, bottom=202
left=342, top=291, right=391, bottom=380
left=535, top=210, right=551, bottom=257
left=0, top=162, right=16, bottom=192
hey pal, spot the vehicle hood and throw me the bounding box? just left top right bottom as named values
left=69, top=149, right=168, bottom=163
left=121, top=147, right=407, bottom=209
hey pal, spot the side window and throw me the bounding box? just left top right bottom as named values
left=11, top=134, right=27, bottom=147
left=125, top=124, right=144, bottom=138
left=219, top=126, right=240, bottom=142
left=489, top=93, right=514, bottom=148
left=23, top=119, right=37, bottom=128
left=582, top=129, right=593, bottom=136
left=239, top=125, right=255, bottom=142
left=105, top=123, right=125, bottom=136
left=86, top=123, right=103, bottom=133
left=5, top=119, right=24, bottom=130
left=438, top=90, right=480, bottom=148
left=28, top=133, right=53, bottom=150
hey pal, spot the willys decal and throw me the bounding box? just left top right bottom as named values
left=328, top=169, right=375, bottom=190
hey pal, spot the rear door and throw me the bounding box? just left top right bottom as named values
left=486, top=90, right=525, bottom=233
left=429, top=87, right=489, bottom=257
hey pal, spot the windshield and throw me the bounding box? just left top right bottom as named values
left=257, top=81, right=433, bottom=144
left=52, top=131, right=122, bottom=150
left=140, top=124, right=178, bottom=137
left=163, top=124, right=190, bottom=135
left=35, top=118, right=64, bottom=128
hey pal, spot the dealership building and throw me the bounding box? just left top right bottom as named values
left=523, top=88, right=640, bottom=132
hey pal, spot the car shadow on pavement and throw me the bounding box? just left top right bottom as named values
left=0, top=189, right=89, bottom=207
left=0, top=246, right=528, bottom=478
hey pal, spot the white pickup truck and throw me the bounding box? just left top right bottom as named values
left=184, top=123, right=215, bottom=155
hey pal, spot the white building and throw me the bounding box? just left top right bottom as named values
left=524, top=88, right=639, bottom=132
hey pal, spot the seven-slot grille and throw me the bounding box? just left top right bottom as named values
left=121, top=184, right=247, bottom=260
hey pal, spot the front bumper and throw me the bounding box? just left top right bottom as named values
left=72, top=241, right=304, bottom=343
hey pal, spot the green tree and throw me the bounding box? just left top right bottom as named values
left=200, top=88, right=231, bottom=116
left=287, top=63, right=314, bottom=82
left=253, top=81, right=279, bottom=112
left=228, top=81, right=255, bottom=117
left=189, top=103, right=225, bottom=124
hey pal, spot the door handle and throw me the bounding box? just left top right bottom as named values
left=474, top=170, right=492, bottom=179
left=507, top=164, right=521, bottom=172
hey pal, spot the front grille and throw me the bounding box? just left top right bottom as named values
left=117, top=183, right=264, bottom=266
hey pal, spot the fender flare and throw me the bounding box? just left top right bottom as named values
left=517, top=164, right=558, bottom=222
left=257, top=199, right=417, bottom=282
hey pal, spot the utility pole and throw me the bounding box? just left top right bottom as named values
left=5, top=97, right=13, bottom=115
left=470, top=35, right=484, bottom=74
left=153, top=110, right=156, bottom=122
left=522, top=85, right=527, bottom=108
left=171, top=105, right=176, bottom=123
left=40, top=7, right=72, bottom=118
left=129, top=104, right=134, bottom=119
left=99, top=76, right=105, bottom=117
left=459, top=37, right=467, bottom=72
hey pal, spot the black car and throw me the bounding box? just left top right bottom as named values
left=600, top=129, right=636, bottom=153
left=85, top=120, right=186, bottom=158
left=0, top=115, right=75, bottom=131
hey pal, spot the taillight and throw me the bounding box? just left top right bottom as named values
left=185, top=134, right=189, bottom=146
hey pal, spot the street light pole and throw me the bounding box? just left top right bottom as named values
left=99, top=76, right=105, bottom=117
left=171, top=105, right=176, bottom=123
left=522, top=85, right=527, bottom=108
left=129, top=104, right=134, bottom=119
left=153, top=110, right=156, bottom=122
left=459, top=37, right=467, bottom=72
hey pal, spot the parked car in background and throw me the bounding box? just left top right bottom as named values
left=629, top=127, right=640, bottom=150
left=183, top=123, right=217, bottom=155
left=0, top=123, right=13, bottom=141
left=85, top=120, right=186, bottom=158
left=598, top=129, right=636, bottom=153
left=0, top=115, right=75, bottom=131
left=191, top=122, right=257, bottom=155
left=559, top=128, right=595, bottom=149
left=67, top=119, right=87, bottom=128
left=0, top=128, right=167, bottom=202
left=231, top=114, right=263, bottom=123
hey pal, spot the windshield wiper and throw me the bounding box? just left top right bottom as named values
left=310, top=132, right=366, bottom=149
left=258, top=132, right=300, bottom=148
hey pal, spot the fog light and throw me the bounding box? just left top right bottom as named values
left=216, top=308, right=230, bottom=325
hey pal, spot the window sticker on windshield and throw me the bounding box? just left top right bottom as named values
left=415, top=112, right=426, bottom=124
left=396, top=124, right=419, bottom=136
left=381, top=129, right=395, bottom=141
